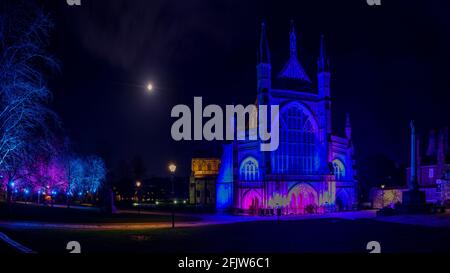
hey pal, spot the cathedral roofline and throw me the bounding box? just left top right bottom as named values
left=276, top=21, right=312, bottom=84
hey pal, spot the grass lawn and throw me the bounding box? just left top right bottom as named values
left=2, top=218, right=450, bottom=253
left=0, top=202, right=201, bottom=224
left=0, top=239, right=14, bottom=253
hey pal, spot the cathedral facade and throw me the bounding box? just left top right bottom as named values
left=215, top=22, right=358, bottom=214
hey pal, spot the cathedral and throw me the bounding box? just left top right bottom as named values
left=191, top=22, right=358, bottom=214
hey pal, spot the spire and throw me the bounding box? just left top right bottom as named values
left=257, top=21, right=272, bottom=94
left=258, top=21, right=270, bottom=64
left=409, top=120, right=419, bottom=191
left=426, top=129, right=436, bottom=156
left=289, top=20, right=297, bottom=58
left=443, top=127, right=449, bottom=155
left=345, top=113, right=352, bottom=139
left=417, top=136, right=422, bottom=166
left=277, top=20, right=311, bottom=83
left=318, top=34, right=330, bottom=72
left=438, top=128, right=446, bottom=164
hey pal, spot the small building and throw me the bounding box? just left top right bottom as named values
left=189, top=158, right=221, bottom=207
left=406, top=127, right=450, bottom=204
left=437, top=171, right=450, bottom=206
left=369, top=187, right=403, bottom=209
left=370, top=127, right=450, bottom=208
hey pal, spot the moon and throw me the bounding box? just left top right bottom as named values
left=146, top=83, right=153, bottom=92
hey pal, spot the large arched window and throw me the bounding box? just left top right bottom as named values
left=332, top=159, right=346, bottom=180
left=240, top=157, right=260, bottom=181
left=273, top=103, right=318, bottom=175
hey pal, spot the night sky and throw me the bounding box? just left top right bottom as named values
left=39, top=0, right=450, bottom=176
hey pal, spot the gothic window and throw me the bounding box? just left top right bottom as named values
left=240, top=157, right=260, bottom=181
left=273, top=104, right=318, bottom=175
left=333, top=159, right=346, bottom=180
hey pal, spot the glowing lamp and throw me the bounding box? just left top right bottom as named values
left=168, top=163, right=177, bottom=174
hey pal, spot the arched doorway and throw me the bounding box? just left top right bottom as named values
left=288, top=183, right=318, bottom=214
left=336, top=190, right=350, bottom=211
left=242, top=190, right=261, bottom=215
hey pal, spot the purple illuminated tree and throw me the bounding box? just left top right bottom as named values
left=24, top=154, right=67, bottom=197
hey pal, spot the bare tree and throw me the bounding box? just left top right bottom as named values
left=0, top=2, right=60, bottom=200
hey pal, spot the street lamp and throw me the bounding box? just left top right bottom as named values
left=168, top=163, right=177, bottom=173
left=8, top=182, right=15, bottom=204
left=136, top=180, right=142, bottom=215
left=381, top=184, right=385, bottom=208
left=168, top=162, right=177, bottom=228
left=276, top=202, right=280, bottom=224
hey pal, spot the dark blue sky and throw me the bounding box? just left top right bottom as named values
left=42, top=0, right=450, bottom=176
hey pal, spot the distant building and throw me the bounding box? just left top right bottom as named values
left=370, top=127, right=450, bottom=208
left=406, top=127, right=450, bottom=203
left=370, top=187, right=403, bottom=209
left=115, top=176, right=188, bottom=204
left=189, top=158, right=220, bottom=207
left=437, top=171, right=450, bottom=205
left=407, top=128, right=449, bottom=187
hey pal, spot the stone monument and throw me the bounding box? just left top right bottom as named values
left=402, top=121, right=427, bottom=213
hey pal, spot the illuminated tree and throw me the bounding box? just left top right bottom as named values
left=0, top=2, right=59, bottom=203
left=65, top=155, right=107, bottom=202
left=67, top=156, right=85, bottom=196
left=0, top=3, right=108, bottom=207
left=0, top=2, right=60, bottom=203
left=23, top=154, right=67, bottom=197
left=84, top=155, right=107, bottom=194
